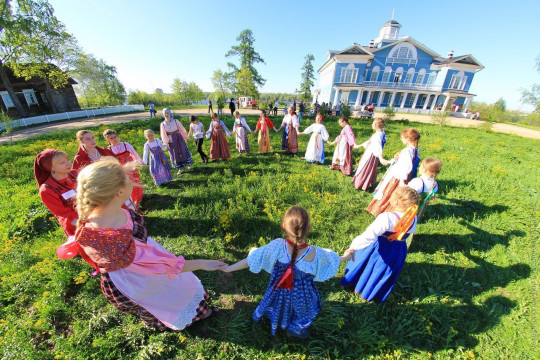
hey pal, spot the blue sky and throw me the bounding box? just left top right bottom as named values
left=50, top=0, right=539, bottom=111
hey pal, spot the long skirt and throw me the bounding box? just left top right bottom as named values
left=366, top=177, right=400, bottom=216
left=149, top=146, right=173, bottom=186
left=209, top=130, right=231, bottom=160
left=352, top=154, right=379, bottom=190
left=258, top=130, right=271, bottom=154
left=331, top=137, right=353, bottom=175
left=253, top=261, right=321, bottom=336
left=100, top=273, right=210, bottom=331
left=235, top=126, right=251, bottom=153
left=340, top=235, right=408, bottom=303
left=167, top=132, right=193, bottom=169
left=281, top=125, right=298, bottom=154
left=304, top=134, right=325, bottom=164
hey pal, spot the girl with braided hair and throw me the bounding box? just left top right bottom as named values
left=342, top=186, right=420, bottom=302
left=223, top=206, right=353, bottom=338
left=366, top=127, right=421, bottom=216
left=57, top=157, right=227, bottom=331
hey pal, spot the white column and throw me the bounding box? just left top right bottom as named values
left=423, top=94, right=431, bottom=110
left=400, top=92, right=408, bottom=108
left=355, top=90, right=363, bottom=108
left=377, top=91, right=384, bottom=107
left=442, top=95, right=451, bottom=111
left=366, top=91, right=372, bottom=104
left=430, top=95, right=438, bottom=110
left=333, top=89, right=339, bottom=106
left=389, top=92, right=397, bottom=107
left=463, top=97, right=472, bottom=113
left=412, top=93, right=420, bottom=109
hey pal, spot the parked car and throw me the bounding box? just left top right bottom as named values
left=239, top=96, right=258, bottom=109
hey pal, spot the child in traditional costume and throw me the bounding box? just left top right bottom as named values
left=252, top=110, right=274, bottom=154
left=103, top=129, right=145, bottom=207
left=366, top=128, right=421, bottom=216
left=142, top=129, right=173, bottom=186
left=57, top=158, right=227, bottom=331
left=300, top=113, right=329, bottom=164
left=233, top=111, right=252, bottom=157
left=352, top=118, right=389, bottom=190
left=276, top=106, right=300, bottom=155
left=72, top=130, right=114, bottom=171
left=187, top=115, right=209, bottom=163
left=223, top=206, right=353, bottom=338
left=35, top=149, right=78, bottom=236
left=160, top=108, right=193, bottom=174
left=206, top=112, right=231, bottom=161
left=341, top=186, right=419, bottom=302
left=408, top=158, right=441, bottom=220
left=328, top=117, right=356, bottom=175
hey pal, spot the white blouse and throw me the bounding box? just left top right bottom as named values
left=142, top=139, right=166, bottom=165
left=234, top=117, right=251, bottom=132
left=302, top=123, right=329, bottom=141
left=281, top=114, right=300, bottom=128
left=189, top=122, right=205, bottom=139
left=361, top=131, right=385, bottom=159
left=350, top=212, right=417, bottom=250
left=408, top=176, right=438, bottom=194
left=390, top=145, right=418, bottom=181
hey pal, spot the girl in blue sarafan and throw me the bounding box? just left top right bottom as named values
left=223, top=206, right=353, bottom=338
left=341, top=186, right=419, bottom=302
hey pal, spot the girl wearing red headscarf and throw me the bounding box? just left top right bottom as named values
left=72, top=130, right=114, bottom=171
left=34, top=149, right=78, bottom=236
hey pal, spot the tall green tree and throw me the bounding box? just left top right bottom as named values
left=299, top=54, right=315, bottom=101
left=71, top=53, right=125, bottom=107
left=171, top=78, right=203, bottom=106
left=225, top=29, right=265, bottom=97
left=0, top=0, right=77, bottom=116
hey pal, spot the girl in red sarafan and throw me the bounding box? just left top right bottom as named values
left=103, top=129, right=145, bottom=207
left=206, top=112, right=232, bottom=161
left=57, top=158, right=227, bottom=331
left=72, top=130, right=114, bottom=171
left=34, top=149, right=78, bottom=236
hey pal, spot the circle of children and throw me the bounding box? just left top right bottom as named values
left=33, top=106, right=441, bottom=339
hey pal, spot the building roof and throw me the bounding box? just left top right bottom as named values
left=383, top=20, right=401, bottom=26
left=338, top=44, right=374, bottom=56
left=433, top=55, right=484, bottom=68
left=370, top=36, right=441, bottom=57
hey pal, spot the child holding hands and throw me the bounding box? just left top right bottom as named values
left=142, top=129, right=173, bottom=186
left=58, top=158, right=227, bottom=331
left=408, top=158, right=442, bottom=220
left=341, top=186, right=419, bottom=302
left=352, top=118, right=389, bottom=190
left=223, top=206, right=353, bottom=338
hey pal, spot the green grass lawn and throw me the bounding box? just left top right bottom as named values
left=0, top=115, right=538, bottom=359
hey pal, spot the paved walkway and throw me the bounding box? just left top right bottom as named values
left=1, top=108, right=539, bottom=143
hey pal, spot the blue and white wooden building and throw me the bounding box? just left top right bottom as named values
left=312, top=20, right=484, bottom=114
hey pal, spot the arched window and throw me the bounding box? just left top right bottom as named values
left=370, top=66, right=380, bottom=82
left=382, top=66, right=392, bottom=82
left=404, top=68, right=415, bottom=83
left=427, top=72, right=437, bottom=85
left=393, top=67, right=404, bottom=83
left=449, top=71, right=468, bottom=90
left=339, top=63, right=358, bottom=83
left=415, top=69, right=427, bottom=84
left=387, top=43, right=418, bottom=65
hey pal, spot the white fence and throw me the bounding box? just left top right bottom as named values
left=1, top=105, right=145, bottom=131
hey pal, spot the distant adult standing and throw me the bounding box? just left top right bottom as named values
left=298, top=101, right=305, bottom=123
left=273, top=100, right=278, bottom=116
left=335, top=101, right=342, bottom=116
left=268, top=101, right=273, bottom=115
left=208, top=99, right=213, bottom=114
left=292, top=100, right=297, bottom=112
left=149, top=102, right=156, bottom=118
left=229, top=98, right=236, bottom=117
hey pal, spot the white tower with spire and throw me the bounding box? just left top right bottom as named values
left=373, top=19, right=402, bottom=47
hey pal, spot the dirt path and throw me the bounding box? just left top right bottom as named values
left=1, top=108, right=539, bottom=143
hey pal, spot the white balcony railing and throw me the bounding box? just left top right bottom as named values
left=362, top=81, right=442, bottom=92
left=385, top=58, right=418, bottom=66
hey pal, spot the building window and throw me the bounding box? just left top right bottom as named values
left=382, top=66, right=392, bottom=82
left=340, top=64, right=358, bottom=83
left=370, top=66, right=380, bottom=82
left=404, top=68, right=415, bottom=83
left=22, top=89, right=39, bottom=106
left=1, top=91, right=15, bottom=109
left=449, top=72, right=467, bottom=90
left=427, top=72, right=437, bottom=85
left=416, top=69, right=426, bottom=84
